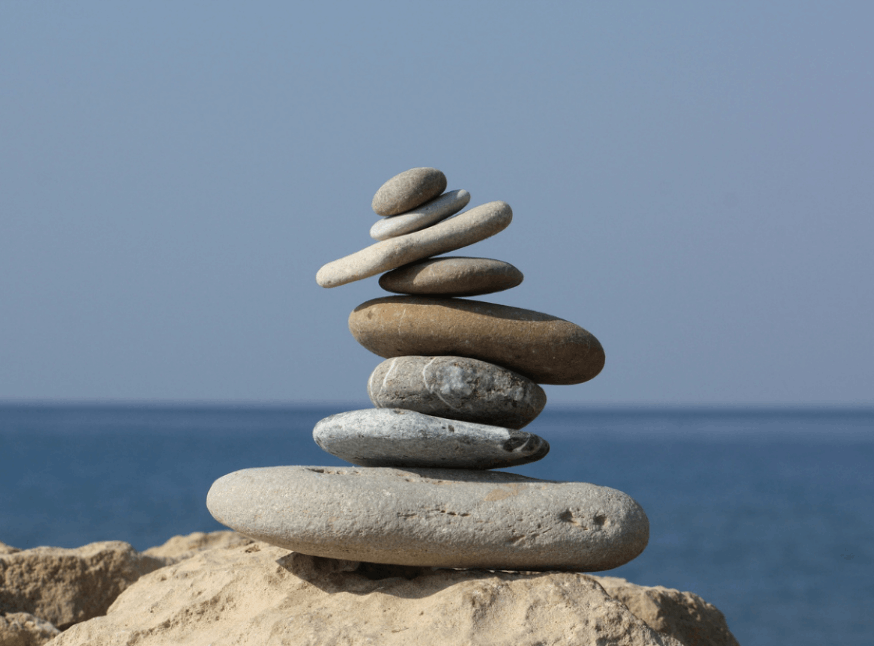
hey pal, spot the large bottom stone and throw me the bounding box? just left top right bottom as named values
left=206, top=466, right=649, bottom=572
left=313, top=408, right=549, bottom=469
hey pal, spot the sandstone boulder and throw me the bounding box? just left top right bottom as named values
left=0, top=541, right=164, bottom=631
left=597, top=577, right=741, bottom=646
left=0, top=612, right=60, bottom=646
left=142, top=530, right=253, bottom=565
left=50, top=542, right=709, bottom=646
left=0, top=543, right=18, bottom=556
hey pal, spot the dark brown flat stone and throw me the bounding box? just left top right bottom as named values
left=379, top=257, right=523, bottom=296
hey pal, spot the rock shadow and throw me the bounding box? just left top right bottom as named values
left=277, top=552, right=554, bottom=599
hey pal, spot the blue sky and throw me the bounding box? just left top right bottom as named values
left=2, top=2, right=872, bottom=405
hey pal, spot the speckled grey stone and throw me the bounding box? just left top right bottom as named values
left=313, top=408, right=548, bottom=469
left=368, top=356, right=546, bottom=429
left=370, top=190, right=470, bottom=241
left=206, top=465, right=650, bottom=571
left=317, top=202, right=512, bottom=288
left=372, top=168, right=447, bottom=216
left=379, top=257, right=524, bottom=296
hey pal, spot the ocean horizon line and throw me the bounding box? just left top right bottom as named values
left=1, top=399, right=873, bottom=414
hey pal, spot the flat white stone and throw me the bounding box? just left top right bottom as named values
left=370, top=190, right=471, bottom=240
left=313, top=408, right=549, bottom=469
left=316, top=201, right=511, bottom=288
left=206, top=466, right=650, bottom=571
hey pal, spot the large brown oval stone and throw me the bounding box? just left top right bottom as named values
left=349, top=297, right=605, bottom=385
left=379, top=257, right=524, bottom=296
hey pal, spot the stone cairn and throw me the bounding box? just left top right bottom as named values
left=207, top=168, right=649, bottom=571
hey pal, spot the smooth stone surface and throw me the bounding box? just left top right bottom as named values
left=379, top=256, right=524, bottom=296
left=207, top=466, right=650, bottom=571
left=370, top=189, right=470, bottom=240
left=372, top=168, right=447, bottom=216
left=317, top=202, right=512, bottom=288
left=313, top=408, right=549, bottom=469
left=368, top=356, right=546, bottom=428
left=349, top=296, right=605, bottom=385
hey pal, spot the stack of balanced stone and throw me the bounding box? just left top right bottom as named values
left=207, top=168, right=649, bottom=572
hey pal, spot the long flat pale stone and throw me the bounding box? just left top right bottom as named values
left=349, top=296, right=605, bottom=385
left=379, top=256, right=523, bottom=296
left=313, top=408, right=549, bottom=469
left=368, top=356, right=546, bottom=428
left=370, top=190, right=470, bottom=241
left=206, top=466, right=650, bottom=571
left=316, top=202, right=512, bottom=288
left=372, top=168, right=447, bottom=216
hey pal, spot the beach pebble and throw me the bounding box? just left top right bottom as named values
left=317, top=202, right=511, bottom=288
left=349, top=296, right=605, bottom=385
left=372, top=168, right=447, bottom=216
left=368, top=356, right=546, bottom=428
left=379, top=257, right=523, bottom=296
left=206, top=465, right=650, bottom=571
left=313, top=408, right=549, bottom=469
left=370, top=190, right=471, bottom=240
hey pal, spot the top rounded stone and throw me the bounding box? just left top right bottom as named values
left=372, top=168, right=448, bottom=216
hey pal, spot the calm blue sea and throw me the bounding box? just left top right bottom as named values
left=1, top=405, right=872, bottom=645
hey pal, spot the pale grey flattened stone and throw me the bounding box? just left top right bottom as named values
left=372, top=168, right=447, bottom=216
left=379, top=256, right=524, bottom=296
left=349, top=296, right=605, bottom=385
left=370, top=189, right=471, bottom=240
left=317, top=202, right=512, bottom=288
left=368, top=356, right=546, bottom=429
left=206, top=466, right=650, bottom=571
left=313, top=408, right=548, bottom=469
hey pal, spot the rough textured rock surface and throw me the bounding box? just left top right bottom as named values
left=597, top=577, right=741, bottom=646
left=207, top=466, right=648, bottom=571
left=0, top=541, right=164, bottom=631
left=368, top=356, right=546, bottom=428
left=313, top=408, right=549, bottom=469
left=50, top=542, right=744, bottom=646
left=0, top=612, right=60, bottom=646
left=0, top=543, right=18, bottom=556
left=142, top=531, right=253, bottom=565
left=317, top=201, right=512, bottom=288
left=350, top=296, right=605, bottom=385
left=370, top=189, right=470, bottom=240
left=372, top=167, right=447, bottom=216
left=379, top=256, right=524, bottom=296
